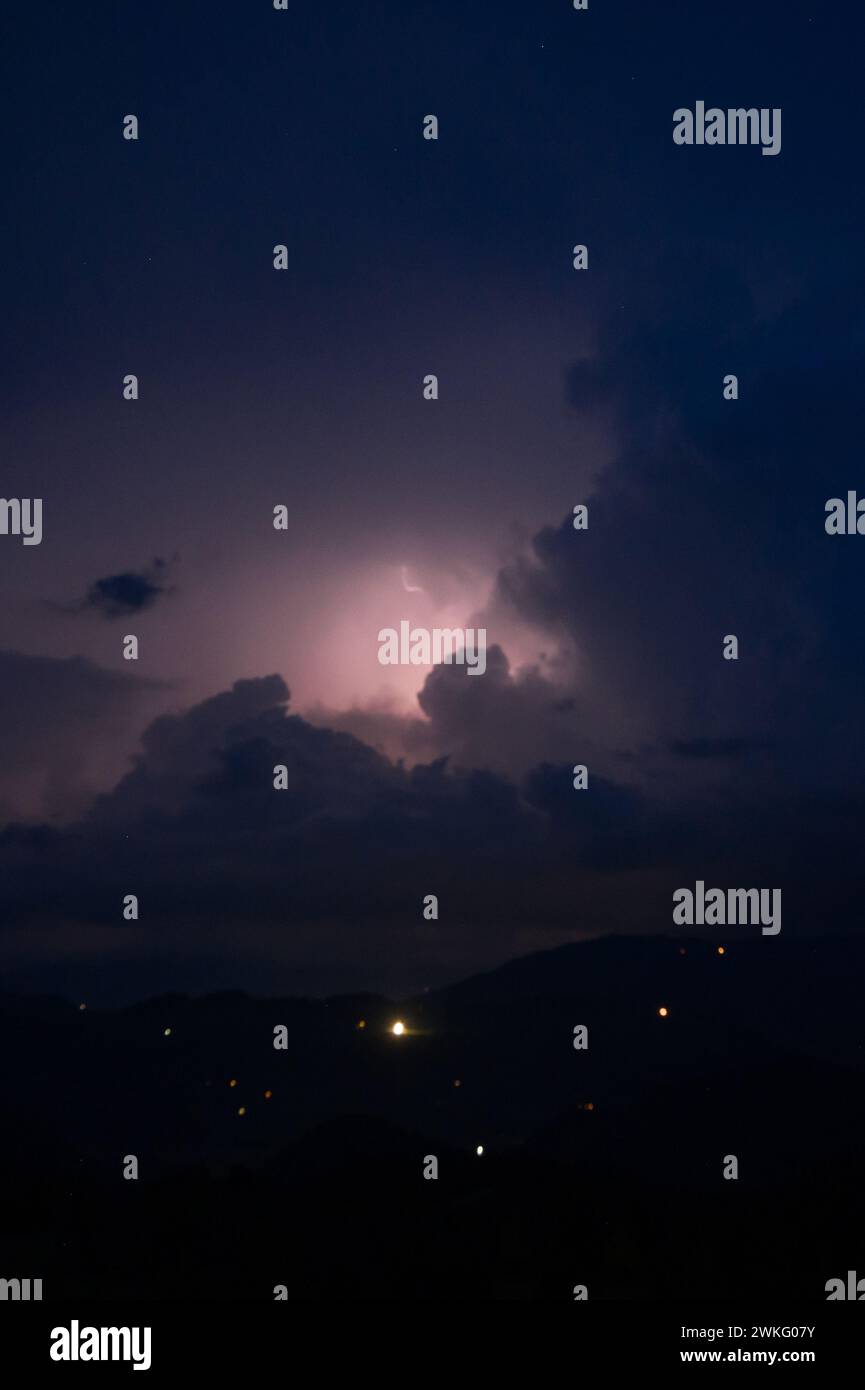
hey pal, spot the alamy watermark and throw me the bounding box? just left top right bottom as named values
left=673, top=103, right=781, bottom=157
left=50, top=1321, right=151, bottom=1371
left=673, top=881, right=782, bottom=935
left=0, top=497, right=42, bottom=545
left=0, top=1276, right=42, bottom=1300
left=377, top=622, right=487, bottom=675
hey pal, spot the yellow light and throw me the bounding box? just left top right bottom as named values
left=357, top=1019, right=366, bottom=1029
left=391, top=1021, right=405, bottom=1037
left=237, top=1107, right=246, bottom=1116
left=163, top=1028, right=172, bottom=1036
left=658, top=1006, right=669, bottom=1018
left=229, top=1078, right=238, bottom=1088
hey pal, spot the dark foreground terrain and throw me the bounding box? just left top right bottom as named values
left=1, top=934, right=863, bottom=1300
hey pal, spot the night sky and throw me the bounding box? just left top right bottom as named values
left=2, top=0, right=863, bottom=1004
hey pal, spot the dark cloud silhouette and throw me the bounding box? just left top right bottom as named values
left=305, top=647, right=592, bottom=780
left=415, top=644, right=594, bottom=777
left=70, top=559, right=173, bottom=619
left=2, top=668, right=863, bottom=1005
left=0, top=677, right=547, bottom=931
left=486, top=264, right=865, bottom=803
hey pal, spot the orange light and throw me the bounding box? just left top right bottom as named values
left=658, top=1006, right=669, bottom=1018
left=453, top=1079, right=461, bottom=1088
left=263, top=1090, right=272, bottom=1100
left=585, top=1102, right=595, bottom=1111
left=717, top=946, right=726, bottom=955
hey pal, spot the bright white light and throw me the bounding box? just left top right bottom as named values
left=391, top=1021, right=406, bottom=1037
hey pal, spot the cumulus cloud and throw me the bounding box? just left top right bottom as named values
left=480, top=261, right=865, bottom=800
left=0, top=665, right=862, bottom=999
left=2, top=264, right=863, bottom=991
left=309, top=261, right=864, bottom=804
left=14, top=675, right=546, bottom=926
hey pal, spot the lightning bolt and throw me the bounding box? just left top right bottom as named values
left=400, top=566, right=424, bottom=594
